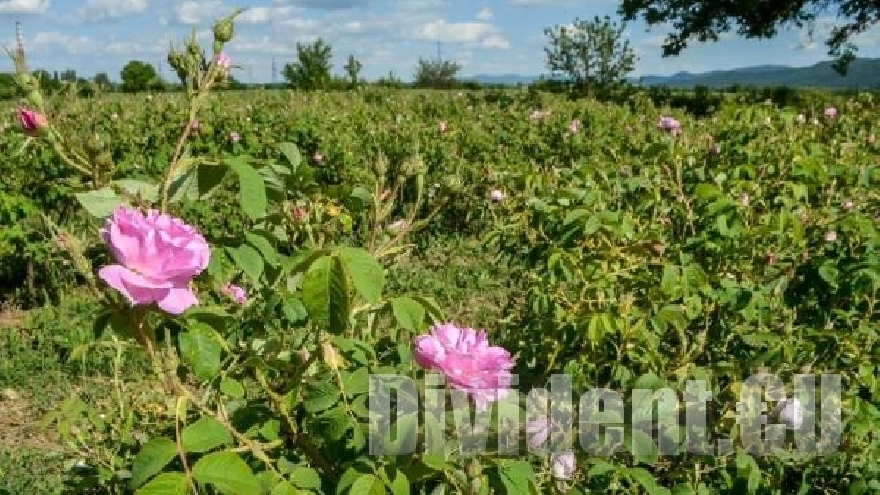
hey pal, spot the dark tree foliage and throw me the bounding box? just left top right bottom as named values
left=618, top=0, right=880, bottom=74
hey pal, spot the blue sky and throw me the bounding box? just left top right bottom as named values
left=2, top=0, right=880, bottom=83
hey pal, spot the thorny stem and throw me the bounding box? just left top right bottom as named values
left=161, top=109, right=197, bottom=211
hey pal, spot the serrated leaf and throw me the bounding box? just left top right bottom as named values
left=301, top=255, right=350, bottom=334
left=131, top=437, right=178, bottom=488
left=496, top=459, right=535, bottom=494
left=304, top=379, right=340, bottom=413
left=246, top=232, right=279, bottom=266
left=289, top=466, right=322, bottom=489
left=178, top=323, right=222, bottom=382
left=75, top=187, right=127, bottom=218
left=191, top=451, right=261, bottom=495
left=226, top=157, right=267, bottom=220
left=336, top=247, right=384, bottom=304
left=181, top=416, right=233, bottom=453
left=135, top=472, right=188, bottom=495
left=391, top=296, right=425, bottom=332
left=278, top=142, right=302, bottom=172
left=227, top=244, right=264, bottom=284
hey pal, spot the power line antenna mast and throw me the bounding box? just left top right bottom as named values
left=14, top=20, right=27, bottom=73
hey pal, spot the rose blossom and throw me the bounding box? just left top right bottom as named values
left=229, top=131, right=240, bottom=143
left=222, top=282, right=247, bottom=304
left=774, top=398, right=805, bottom=430
left=413, top=322, right=515, bottom=411
left=490, top=189, right=505, bottom=203
left=97, top=206, right=210, bottom=315
left=824, top=106, right=837, bottom=119
left=551, top=452, right=576, bottom=480
left=657, top=116, right=681, bottom=135
left=17, top=108, right=46, bottom=136
left=569, top=119, right=581, bottom=134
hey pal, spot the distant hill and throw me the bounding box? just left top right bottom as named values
left=465, top=58, right=880, bottom=89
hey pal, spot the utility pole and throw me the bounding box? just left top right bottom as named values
left=15, top=21, right=27, bottom=72
left=271, top=58, right=277, bottom=84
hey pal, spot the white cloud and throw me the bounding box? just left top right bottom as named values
left=77, top=0, right=147, bottom=21
left=481, top=34, right=509, bottom=49
left=174, top=0, right=226, bottom=25
left=475, top=7, right=492, bottom=21
left=0, top=0, right=48, bottom=14
left=508, top=0, right=579, bottom=5
left=33, top=32, right=94, bottom=54
left=414, top=20, right=496, bottom=42
left=238, top=6, right=298, bottom=24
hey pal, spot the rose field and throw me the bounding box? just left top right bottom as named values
left=1, top=15, right=880, bottom=495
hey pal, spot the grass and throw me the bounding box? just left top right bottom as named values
left=0, top=236, right=509, bottom=491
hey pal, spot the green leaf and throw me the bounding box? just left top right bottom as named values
left=114, top=179, right=159, bottom=202
left=135, top=472, right=188, bottom=495
left=626, top=467, right=670, bottom=495
left=270, top=481, right=299, bottom=495
left=226, top=156, right=267, bottom=220
left=191, top=451, right=261, bottom=495
left=303, top=379, right=340, bottom=414
left=336, top=247, right=384, bottom=304
left=289, top=466, right=322, bottom=489
left=181, top=416, right=233, bottom=453
left=227, top=244, right=264, bottom=284
left=818, top=261, right=839, bottom=286
left=349, top=474, right=383, bottom=495
left=75, top=187, right=127, bottom=218
left=196, top=163, right=228, bottom=199
left=628, top=429, right=659, bottom=464
left=220, top=377, right=245, bottom=399
left=495, top=459, right=536, bottom=494
left=282, top=295, right=308, bottom=324
left=391, top=296, right=425, bottom=332
left=178, top=323, right=222, bottom=382
left=131, top=437, right=178, bottom=488
left=301, top=255, right=350, bottom=334
left=246, top=232, right=279, bottom=266
left=278, top=142, right=302, bottom=172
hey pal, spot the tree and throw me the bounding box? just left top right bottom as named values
left=120, top=60, right=159, bottom=92
left=94, top=72, right=111, bottom=87
left=543, top=16, right=636, bottom=94
left=412, top=58, right=461, bottom=89
left=618, top=0, right=877, bottom=74
left=283, top=38, right=333, bottom=90
left=343, top=54, right=362, bottom=87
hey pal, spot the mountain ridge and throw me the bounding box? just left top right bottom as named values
left=463, top=58, right=880, bottom=89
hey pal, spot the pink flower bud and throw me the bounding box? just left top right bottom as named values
left=569, top=119, right=581, bottom=134
left=215, top=52, right=231, bottom=74
left=490, top=189, right=505, bottom=203
left=824, top=106, right=837, bottom=119
left=221, top=282, right=247, bottom=305
left=17, top=108, right=47, bottom=136
left=825, top=231, right=837, bottom=242
left=229, top=131, right=240, bottom=143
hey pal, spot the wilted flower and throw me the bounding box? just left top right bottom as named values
left=438, top=120, right=447, bottom=132
left=869, top=133, right=876, bottom=144
left=190, top=119, right=200, bottom=131
left=843, top=199, right=854, bottom=211
left=97, top=206, right=210, bottom=315
left=490, top=189, right=505, bottom=203
left=740, top=192, right=750, bottom=207
left=215, top=52, right=231, bottom=74
left=550, top=452, right=576, bottom=480
left=774, top=398, right=804, bottom=429
left=824, top=106, right=837, bottom=118
left=525, top=416, right=550, bottom=449
left=229, top=131, right=240, bottom=143
left=291, top=206, right=306, bottom=222
left=709, top=144, right=720, bottom=155
left=386, top=219, right=408, bottom=233
left=413, top=322, right=515, bottom=412
left=825, top=231, right=838, bottom=242
left=796, top=114, right=806, bottom=124
left=530, top=109, right=550, bottom=120
left=569, top=119, right=581, bottom=134
left=312, top=152, right=323, bottom=163
left=221, top=282, right=247, bottom=304
left=17, top=108, right=46, bottom=136
left=657, top=116, right=681, bottom=135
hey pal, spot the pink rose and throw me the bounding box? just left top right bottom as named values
left=413, top=322, right=515, bottom=412
left=17, top=108, right=46, bottom=136
left=222, top=282, right=247, bottom=304
left=97, top=206, right=210, bottom=315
